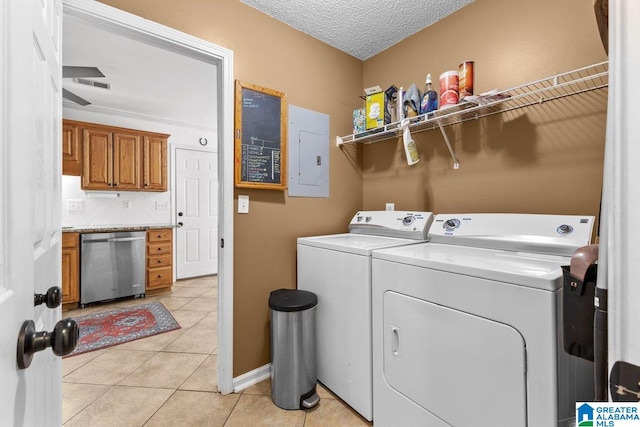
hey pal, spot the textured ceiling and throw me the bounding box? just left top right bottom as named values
left=62, top=1, right=475, bottom=124
left=240, top=0, right=475, bottom=60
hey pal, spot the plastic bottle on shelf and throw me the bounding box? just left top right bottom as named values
left=397, top=87, right=405, bottom=121
left=420, top=74, right=438, bottom=115
left=401, top=118, right=419, bottom=165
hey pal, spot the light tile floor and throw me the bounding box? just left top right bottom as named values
left=62, top=276, right=371, bottom=426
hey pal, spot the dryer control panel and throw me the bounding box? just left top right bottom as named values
left=348, top=211, right=434, bottom=241
left=429, top=213, right=595, bottom=256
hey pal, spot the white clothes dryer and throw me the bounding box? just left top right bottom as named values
left=371, top=214, right=596, bottom=427
left=297, top=210, right=434, bottom=421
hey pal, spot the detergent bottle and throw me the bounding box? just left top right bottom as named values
left=420, top=74, right=438, bottom=115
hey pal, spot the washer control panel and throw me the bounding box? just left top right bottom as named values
left=348, top=211, right=434, bottom=240
left=429, top=213, right=595, bottom=256
left=443, top=218, right=461, bottom=231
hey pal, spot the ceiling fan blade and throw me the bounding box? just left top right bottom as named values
left=62, top=66, right=105, bottom=79
left=63, top=88, right=91, bottom=106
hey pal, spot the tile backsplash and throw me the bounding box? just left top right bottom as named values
left=62, top=176, right=172, bottom=226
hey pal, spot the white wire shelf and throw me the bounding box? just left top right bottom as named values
left=337, top=61, right=609, bottom=147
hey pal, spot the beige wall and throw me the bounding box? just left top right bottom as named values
left=362, top=0, right=608, bottom=219
left=97, top=0, right=364, bottom=376
left=98, top=0, right=608, bottom=377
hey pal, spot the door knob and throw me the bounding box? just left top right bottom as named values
left=178, top=212, right=183, bottom=217
left=34, top=286, right=62, bottom=308
left=17, top=318, right=79, bottom=369
left=177, top=222, right=183, bottom=227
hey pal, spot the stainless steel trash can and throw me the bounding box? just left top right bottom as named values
left=269, top=288, right=320, bottom=410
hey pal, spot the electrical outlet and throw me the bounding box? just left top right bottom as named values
left=238, top=195, right=249, bottom=214
left=67, top=199, right=83, bottom=211
left=155, top=201, right=169, bottom=210
left=123, top=200, right=132, bottom=210
left=386, top=203, right=395, bottom=211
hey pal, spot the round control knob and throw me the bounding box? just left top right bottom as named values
left=557, top=224, right=574, bottom=235
left=357, top=216, right=363, bottom=222
left=402, top=216, right=415, bottom=226
left=365, top=216, right=372, bottom=223
left=444, top=218, right=461, bottom=231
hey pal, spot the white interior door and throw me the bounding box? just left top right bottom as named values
left=602, top=0, right=640, bottom=399
left=0, top=0, right=63, bottom=424
left=175, top=148, right=218, bottom=279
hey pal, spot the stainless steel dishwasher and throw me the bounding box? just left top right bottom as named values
left=80, top=231, right=146, bottom=307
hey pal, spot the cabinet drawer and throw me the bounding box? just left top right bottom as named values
left=147, top=229, right=171, bottom=243
left=147, top=242, right=172, bottom=256
left=62, top=232, right=79, bottom=249
left=148, top=254, right=172, bottom=268
left=147, top=266, right=172, bottom=288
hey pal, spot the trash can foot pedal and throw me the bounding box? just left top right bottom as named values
left=302, top=392, right=320, bottom=409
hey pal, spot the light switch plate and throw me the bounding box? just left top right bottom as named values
left=238, top=195, right=249, bottom=214
left=155, top=201, right=169, bottom=210
left=386, top=203, right=395, bottom=211
left=67, top=199, right=83, bottom=211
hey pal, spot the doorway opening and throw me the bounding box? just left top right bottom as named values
left=62, top=0, right=235, bottom=394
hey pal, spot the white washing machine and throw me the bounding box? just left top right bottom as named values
left=371, top=214, right=596, bottom=427
left=297, top=210, right=434, bottom=421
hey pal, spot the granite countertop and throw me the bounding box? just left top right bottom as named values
left=62, top=224, right=176, bottom=233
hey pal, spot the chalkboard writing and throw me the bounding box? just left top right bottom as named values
left=234, top=81, right=287, bottom=190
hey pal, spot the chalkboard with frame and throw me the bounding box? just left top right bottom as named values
left=234, top=80, right=287, bottom=190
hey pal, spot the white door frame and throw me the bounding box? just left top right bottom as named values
left=62, top=0, right=235, bottom=394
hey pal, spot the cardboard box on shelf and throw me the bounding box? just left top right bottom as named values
left=365, top=86, right=384, bottom=129
left=385, top=85, right=398, bottom=123
left=364, top=85, right=399, bottom=129
left=353, top=108, right=366, bottom=134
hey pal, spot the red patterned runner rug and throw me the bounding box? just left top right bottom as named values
left=65, top=301, right=180, bottom=357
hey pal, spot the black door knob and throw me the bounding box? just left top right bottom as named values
left=178, top=212, right=183, bottom=217
left=34, top=286, right=62, bottom=308
left=178, top=222, right=183, bottom=227
left=17, top=318, right=79, bottom=369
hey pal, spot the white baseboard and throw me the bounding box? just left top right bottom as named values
left=232, top=363, right=271, bottom=393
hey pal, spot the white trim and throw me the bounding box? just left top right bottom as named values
left=64, top=102, right=218, bottom=132
left=232, top=363, right=272, bottom=393
left=601, top=0, right=640, bottom=388
left=62, top=0, right=235, bottom=394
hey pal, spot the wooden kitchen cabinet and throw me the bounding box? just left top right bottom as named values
left=62, top=121, right=82, bottom=176
left=62, top=119, right=169, bottom=191
left=146, top=228, right=173, bottom=293
left=61, top=232, right=80, bottom=308
left=144, top=135, right=167, bottom=191
left=82, top=126, right=142, bottom=190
